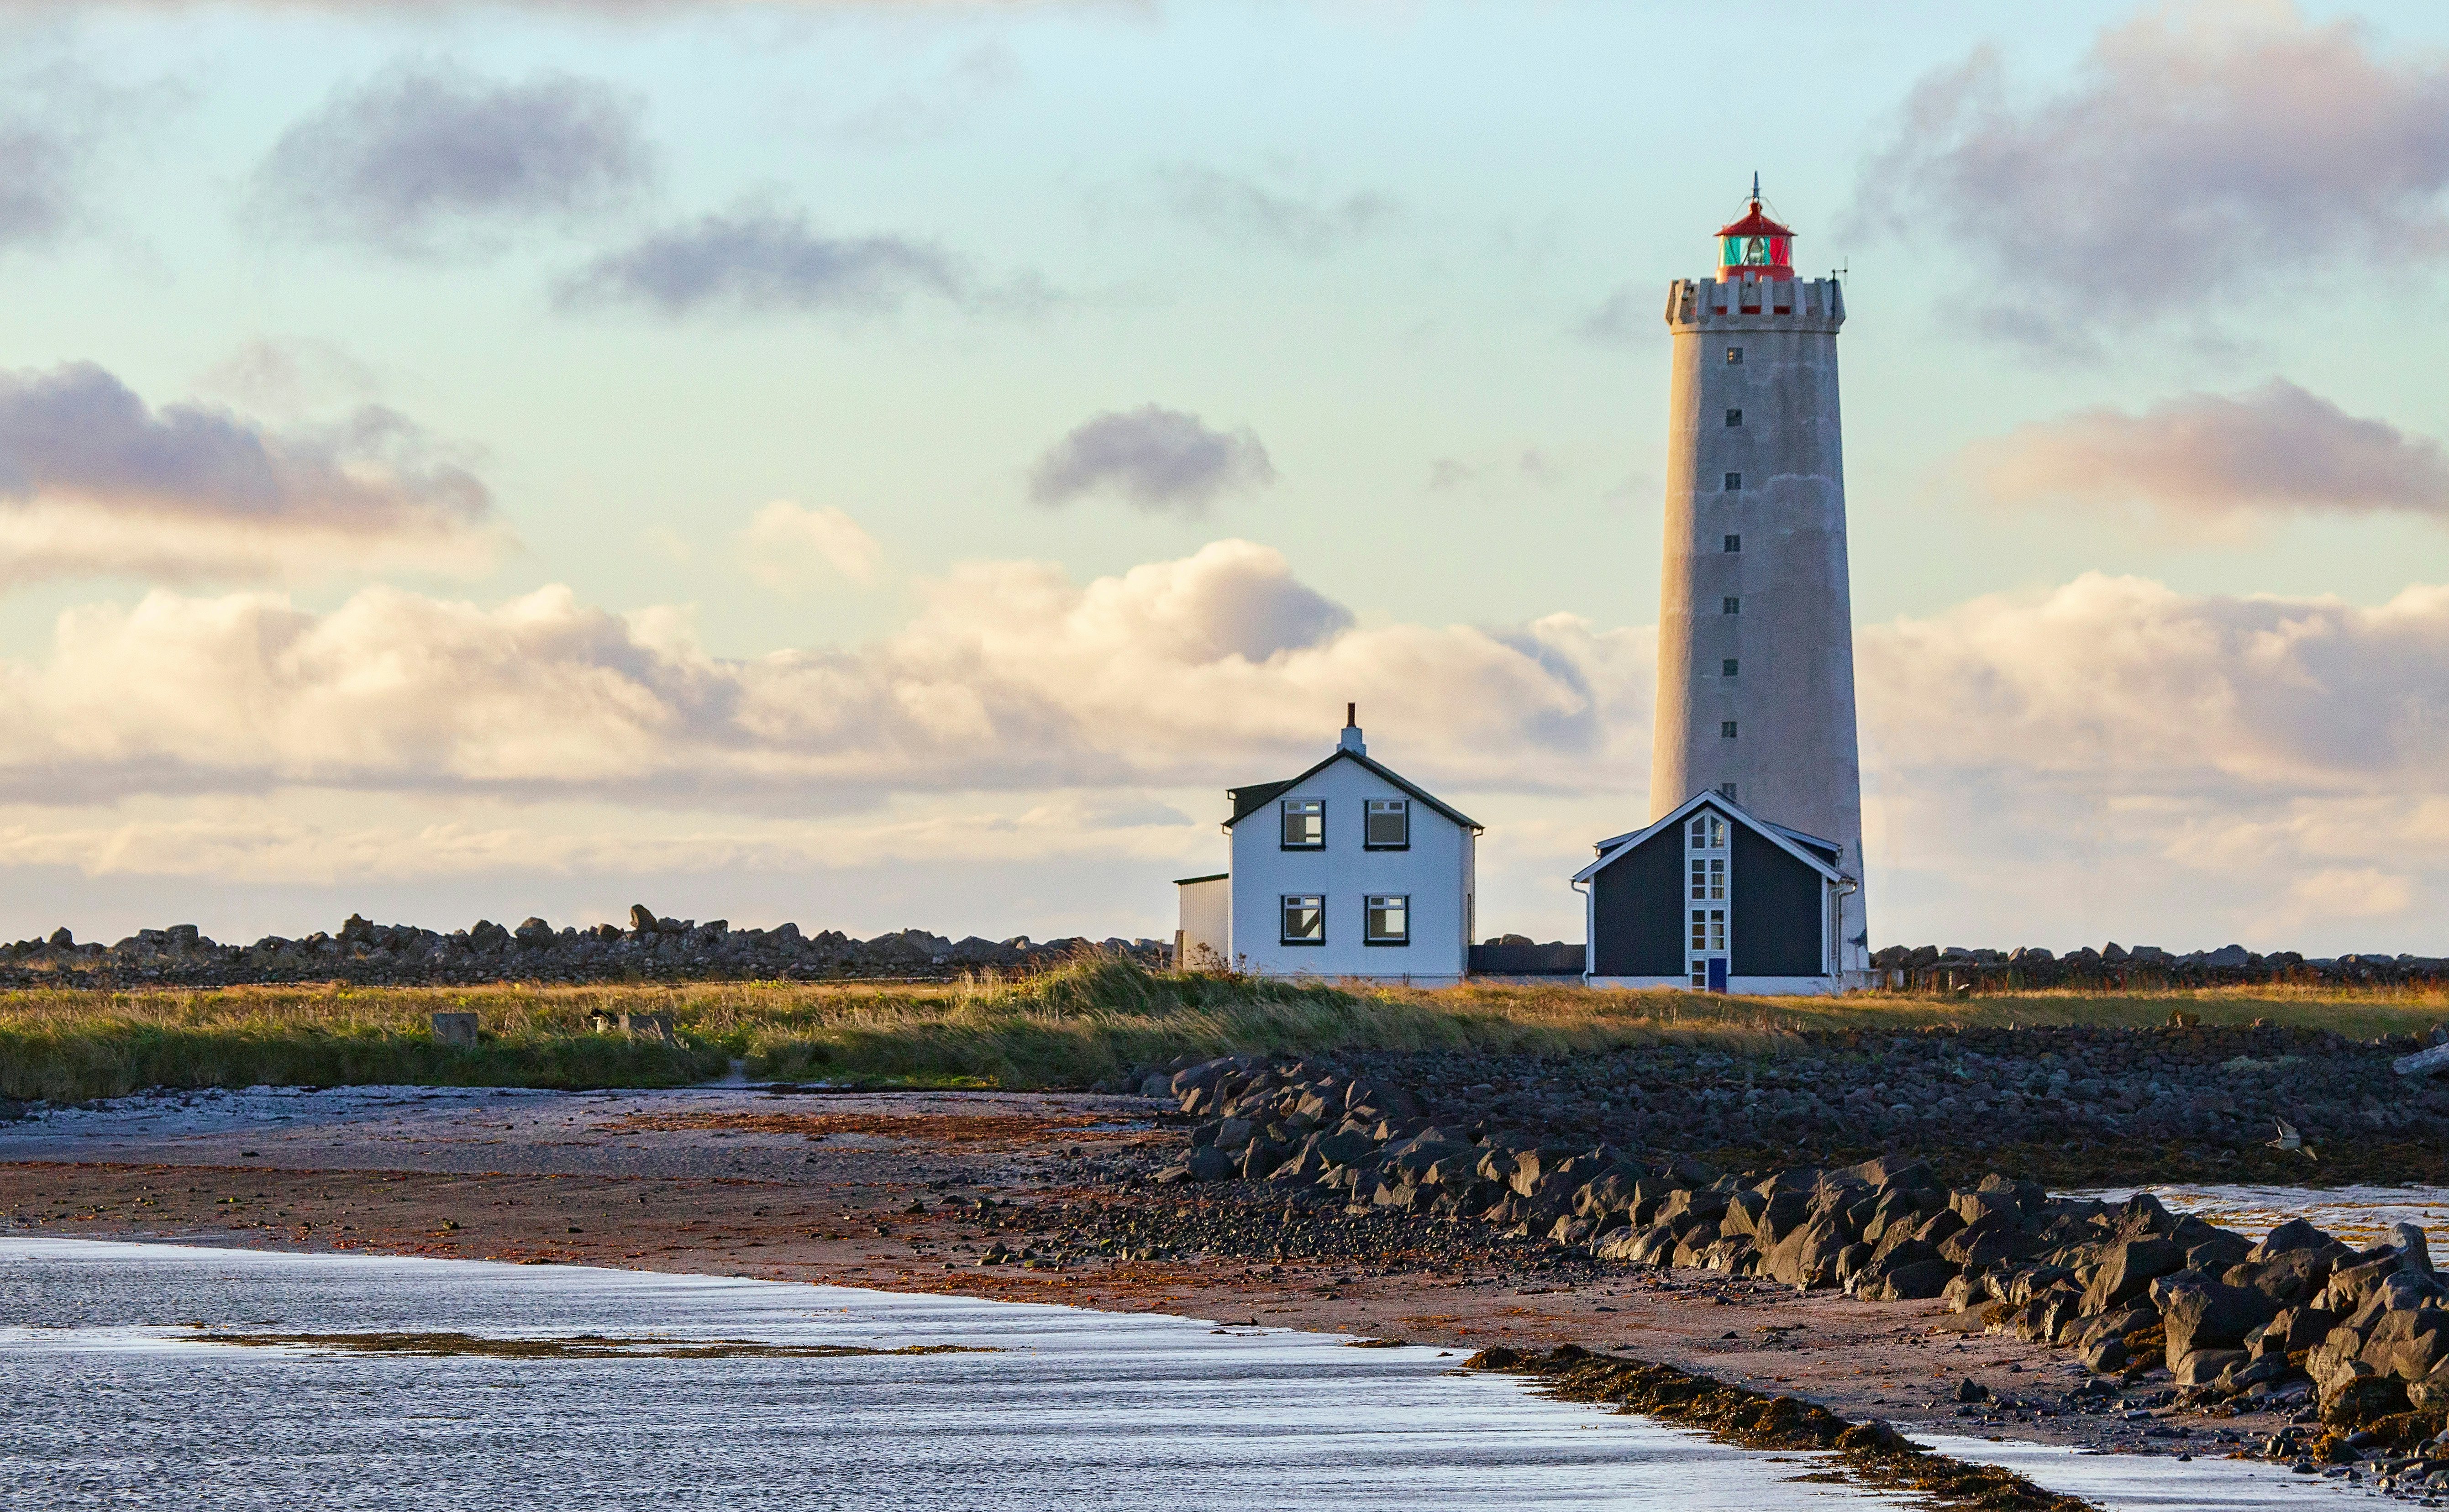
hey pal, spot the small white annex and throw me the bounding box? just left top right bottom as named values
left=1174, top=712, right=1480, bottom=985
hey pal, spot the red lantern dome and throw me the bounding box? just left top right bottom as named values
left=1717, top=179, right=1794, bottom=282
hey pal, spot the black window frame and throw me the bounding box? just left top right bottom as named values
left=1280, top=894, right=1326, bottom=946
left=1279, top=798, right=1324, bottom=850
left=1364, top=893, right=1410, bottom=946
left=1363, top=798, right=1410, bottom=850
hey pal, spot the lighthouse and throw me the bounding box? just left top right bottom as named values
left=1577, top=182, right=1868, bottom=990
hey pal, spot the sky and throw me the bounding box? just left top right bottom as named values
left=0, top=0, right=2445, bottom=955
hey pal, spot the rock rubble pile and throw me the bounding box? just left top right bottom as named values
left=1871, top=943, right=2448, bottom=991
left=0, top=908, right=1170, bottom=987
left=1149, top=1051, right=2449, bottom=1468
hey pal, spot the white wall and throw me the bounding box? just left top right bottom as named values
left=1175, top=876, right=1231, bottom=970
left=1228, top=754, right=1472, bottom=982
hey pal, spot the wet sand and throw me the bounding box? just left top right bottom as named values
left=0, top=1084, right=2295, bottom=1458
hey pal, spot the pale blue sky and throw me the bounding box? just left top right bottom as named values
left=0, top=0, right=2444, bottom=954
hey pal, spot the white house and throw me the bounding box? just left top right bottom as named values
left=1572, top=789, right=1855, bottom=995
left=1175, top=709, right=1480, bottom=984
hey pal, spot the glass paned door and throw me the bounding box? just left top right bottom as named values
left=1684, top=812, right=1730, bottom=989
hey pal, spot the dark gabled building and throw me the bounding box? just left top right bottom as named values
left=1572, top=789, right=1854, bottom=993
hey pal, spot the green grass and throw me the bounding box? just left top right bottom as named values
left=1, top=954, right=2444, bottom=1103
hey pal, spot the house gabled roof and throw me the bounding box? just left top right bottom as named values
left=1573, top=789, right=1848, bottom=886
left=1224, top=749, right=1482, bottom=833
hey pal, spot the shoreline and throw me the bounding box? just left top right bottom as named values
left=0, top=1083, right=2313, bottom=1465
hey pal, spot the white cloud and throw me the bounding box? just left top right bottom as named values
left=1967, top=381, right=2449, bottom=525
left=0, top=545, right=2442, bottom=954
left=737, top=500, right=881, bottom=588
left=1028, top=406, right=1276, bottom=514
left=0, top=361, right=505, bottom=587
left=1850, top=1, right=2449, bottom=345
left=0, top=540, right=1646, bottom=805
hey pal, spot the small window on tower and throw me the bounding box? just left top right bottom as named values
left=1723, top=596, right=1741, bottom=614
left=1724, top=534, right=1741, bottom=552
left=1722, top=658, right=1739, bottom=677
left=1725, top=408, right=1743, bottom=427
left=1726, top=347, right=1743, bottom=365
left=1721, top=720, right=1739, bottom=739
left=1724, top=472, right=1742, bottom=491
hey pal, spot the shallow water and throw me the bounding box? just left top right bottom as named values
left=2072, top=1184, right=2449, bottom=1251
left=0, top=1238, right=1903, bottom=1511
left=0, top=1239, right=2381, bottom=1510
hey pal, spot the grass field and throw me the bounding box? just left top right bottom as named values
left=2, top=954, right=2445, bottom=1104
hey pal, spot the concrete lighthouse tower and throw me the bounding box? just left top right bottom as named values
left=1648, top=181, right=1868, bottom=977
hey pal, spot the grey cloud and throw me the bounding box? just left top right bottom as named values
left=1970, top=380, right=2449, bottom=521
left=1027, top=405, right=1275, bottom=515
left=256, top=64, right=652, bottom=255
left=1849, top=4, right=2449, bottom=344
left=556, top=208, right=975, bottom=315
left=1577, top=284, right=1660, bottom=348
left=1153, top=164, right=1398, bottom=256
left=0, top=361, right=489, bottom=527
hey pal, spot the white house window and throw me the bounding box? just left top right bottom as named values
left=1280, top=798, right=1323, bottom=850
left=1280, top=895, right=1325, bottom=945
left=1365, top=895, right=1409, bottom=945
left=1688, top=814, right=1725, bottom=849
left=1688, top=856, right=1726, bottom=901
left=1364, top=799, right=1409, bottom=850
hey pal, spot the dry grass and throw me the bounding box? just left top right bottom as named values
left=1, top=955, right=2443, bottom=1103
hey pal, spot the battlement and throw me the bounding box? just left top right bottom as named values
left=1663, top=276, right=1844, bottom=333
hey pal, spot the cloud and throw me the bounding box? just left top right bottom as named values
left=738, top=500, right=882, bottom=588
left=555, top=206, right=984, bottom=316
left=1967, top=380, right=2449, bottom=524
left=1027, top=406, right=1275, bottom=514
left=1857, top=572, right=2449, bottom=943
left=254, top=64, right=652, bottom=256
left=1577, top=284, right=1659, bottom=348
left=0, top=362, right=502, bottom=585
left=1152, top=163, right=1398, bottom=256
left=1850, top=1, right=2449, bottom=343
left=0, top=540, right=1644, bottom=805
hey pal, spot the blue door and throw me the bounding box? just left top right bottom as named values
left=1706, top=958, right=1729, bottom=993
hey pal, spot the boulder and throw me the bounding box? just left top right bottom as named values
left=1763, top=1214, right=1850, bottom=1290
left=1868, top=1257, right=1956, bottom=1302
left=2173, top=1347, right=2249, bottom=1387
left=2225, top=1248, right=2332, bottom=1309
left=2154, top=1272, right=2281, bottom=1362
left=2320, top=1370, right=2408, bottom=1429
left=2080, top=1236, right=2187, bottom=1316
left=2249, top=1218, right=2333, bottom=1262
left=2357, top=1307, right=2449, bottom=1381
left=1183, top=1144, right=1234, bottom=1181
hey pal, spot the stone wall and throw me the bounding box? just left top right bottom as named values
left=1870, top=943, right=2448, bottom=991
left=0, top=908, right=1171, bottom=987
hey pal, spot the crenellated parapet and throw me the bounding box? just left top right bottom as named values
left=1663, top=276, right=1844, bottom=333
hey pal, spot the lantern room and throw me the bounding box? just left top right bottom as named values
left=1716, top=194, right=1794, bottom=283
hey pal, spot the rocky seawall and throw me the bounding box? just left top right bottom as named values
left=1140, top=1045, right=2449, bottom=1488
left=0, top=908, right=1171, bottom=987
left=1868, top=942, right=2447, bottom=991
